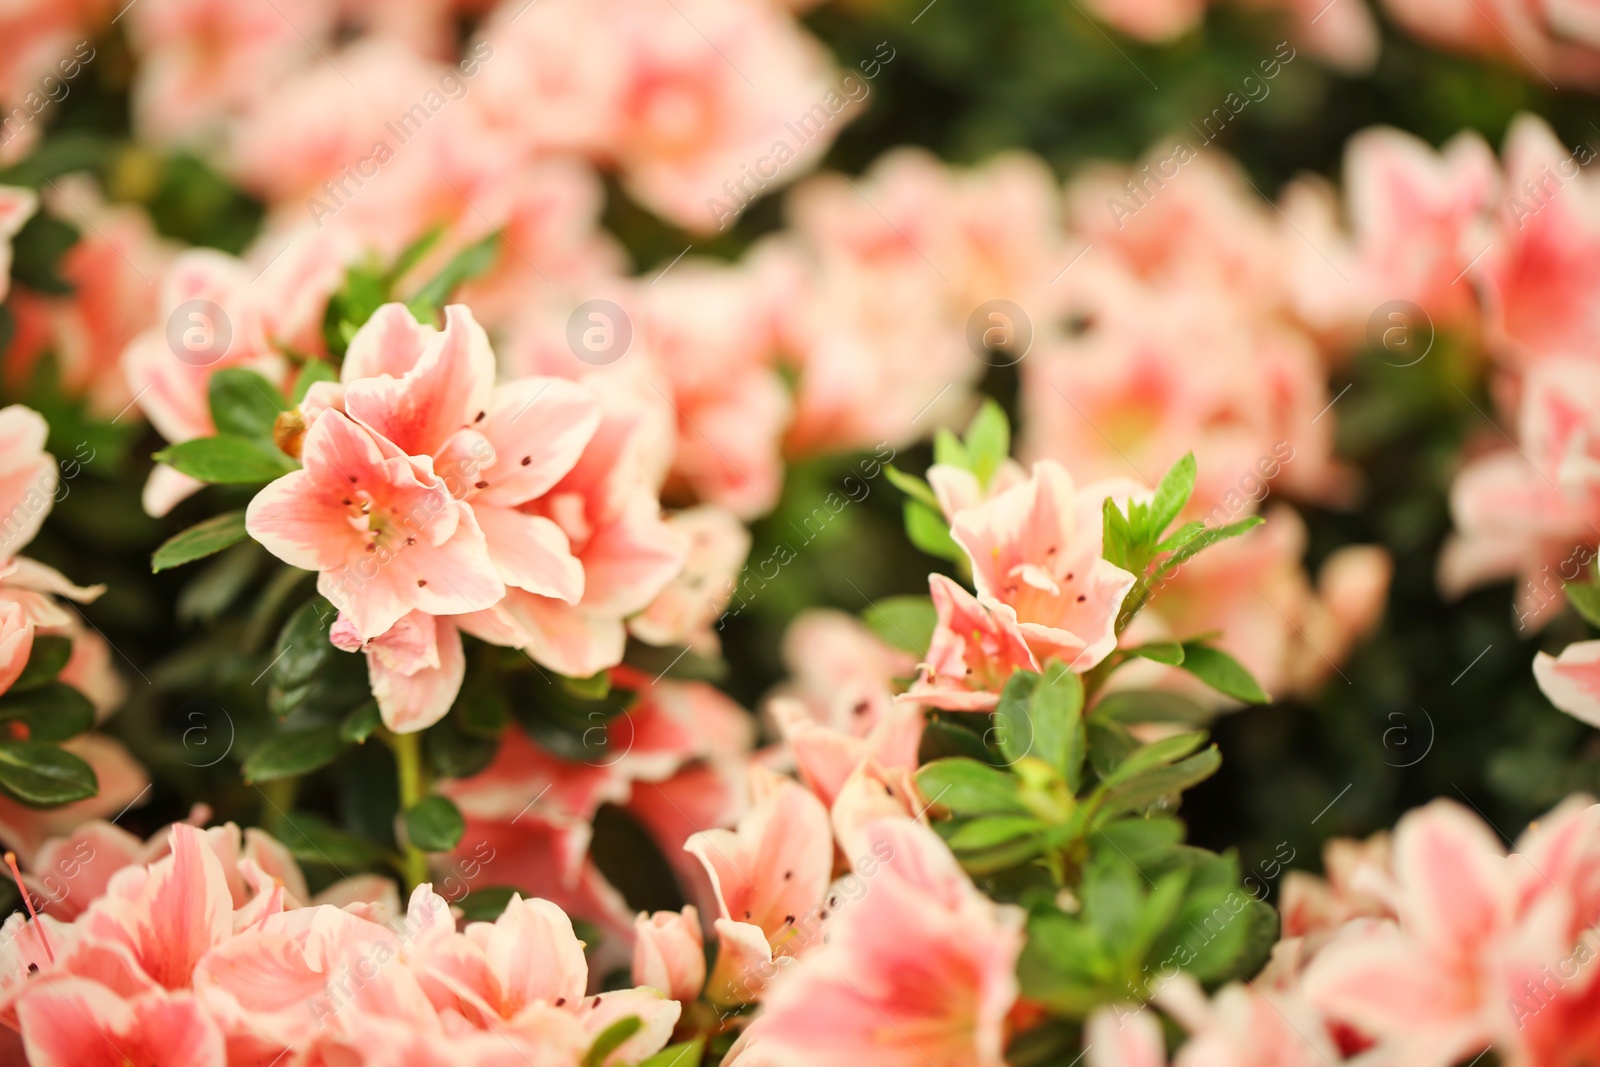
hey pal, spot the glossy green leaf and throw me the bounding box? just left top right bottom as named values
left=209, top=367, right=287, bottom=441
left=404, top=795, right=466, bottom=852
left=0, top=682, right=95, bottom=742
left=0, top=741, right=97, bottom=805
left=916, top=758, right=1029, bottom=815
left=156, top=435, right=295, bottom=485
left=243, top=726, right=347, bottom=782
left=1178, top=643, right=1270, bottom=704
left=10, top=635, right=71, bottom=691
left=152, top=510, right=249, bottom=572
left=582, top=1016, right=643, bottom=1067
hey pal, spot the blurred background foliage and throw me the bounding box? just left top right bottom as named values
left=1, top=0, right=1591, bottom=906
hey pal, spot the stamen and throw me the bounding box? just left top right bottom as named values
left=5, top=852, right=54, bottom=965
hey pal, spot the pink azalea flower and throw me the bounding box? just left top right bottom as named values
left=686, top=768, right=834, bottom=1003
left=459, top=382, right=684, bottom=678
left=730, top=817, right=1023, bottom=1067
left=246, top=406, right=504, bottom=642
left=629, top=504, right=752, bottom=655
left=0, top=185, right=36, bottom=302
left=14, top=177, right=174, bottom=418
left=1342, top=126, right=1497, bottom=332
left=1440, top=357, right=1600, bottom=627
left=331, top=610, right=465, bottom=734
left=1534, top=639, right=1600, bottom=727
left=18, top=979, right=225, bottom=1067
left=475, top=0, right=846, bottom=231
left=908, top=573, right=1041, bottom=711
left=1303, top=797, right=1600, bottom=1065
left=950, top=461, right=1137, bottom=670
left=639, top=262, right=793, bottom=518
left=776, top=609, right=919, bottom=733
left=0, top=404, right=56, bottom=564
left=633, top=906, right=706, bottom=1004
left=1476, top=114, right=1600, bottom=365
left=126, top=0, right=333, bottom=145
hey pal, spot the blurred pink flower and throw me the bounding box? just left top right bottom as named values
left=126, top=0, right=333, bottom=145
left=0, top=185, right=35, bottom=302
left=1441, top=357, right=1600, bottom=626
left=475, top=0, right=847, bottom=231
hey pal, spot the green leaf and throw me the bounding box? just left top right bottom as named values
left=638, top=1039, right=705, bottom=1067
left=209, top=368, right=287, bottom=440
left=388, top=225, right=444, bottom=284
left=1017, top=912, right=1115, bottom=1016
left=916, top=758, right=1029, bottom=815
left=405, top=795, right=465, bottom=852
left=272, top=599, right=335, bottom=690
left=1156, top=517, right=1264, bottom=576
left=1123, top=641, right=1184, bottom=666
left=1091, top=691, right=1216, bottom=727
left=884, top=465, right=941, bottom=511
left=863, top=595, right=937, bottom=655
left=1178, top=644, right=1270, bottom=704
left=1091, top=815, right=1186, bottom=866
left=455, top=885, right=520, bottom=922
left=1100, top=746, right=1222, bottom=818
left=1102, top=497, right=1135, bottom=571
left=559, top=671, right=611, bottom=701
left=582, top=1015, right=643, bottom=1067
left=1146, top=452, right=1196, bottom=542
left=0, top=741, right=97, bottom=805
left=152, top=510, right=250, bottom=572
left=0, top=683, right=95, bottom=742
left=1566, top=582, right=1600, bottom=627
left=932, top=427, right=969, bottom=469
left=919, top=718, right=996, bottom=764
left=945, top=814, right=1047, bottom=851
left=964, top=399, right=1011, bottom=485
left=292, top=360, right=339, bottom=404
left=905, top=500, right=966, bottom=564
left=274, top=811, right=387, bottom=868
left=1086, top=717, right=1140, bottom=781
left=1101, top=731, right=1209, bottom=788
left=1156, top=520, right=1206, bottom=554
left=156, top=436, right=295, bottom=485
left=1032, top=663, right=1086, bottom=789
left=10, top=635, right=72, bottom=691
left=408, top=231, right=500, bottom=320
left=340, top=701, right=382, bottom=744
left=243, top=726, right=347, bottom=782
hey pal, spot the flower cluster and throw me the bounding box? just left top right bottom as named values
left=0, top=818, right=686, bottom=1066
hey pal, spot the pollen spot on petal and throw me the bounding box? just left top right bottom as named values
left=1077, top=594, right=1087, bottom=602
left=417, top=580, right=427, bottom=587
left=474, top=411, right=486, bottom=423
left=349, top=475, right=358, bottom=483
left=475, top=480, right=489, bottom=489
left=555, top=998, right=566, bottom=1007
left=520, top=456, right=531, bottom=466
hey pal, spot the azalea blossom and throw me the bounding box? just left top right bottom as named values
left=728, top=816, right=1024, bottom=1067
left=949, top=460, right=1138, bottom=670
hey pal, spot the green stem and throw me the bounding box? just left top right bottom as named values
left=387, top=729, right=430, bottom=892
